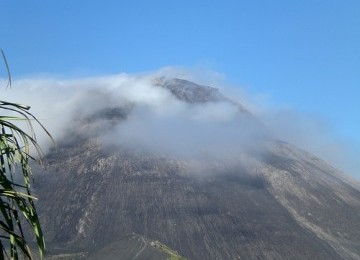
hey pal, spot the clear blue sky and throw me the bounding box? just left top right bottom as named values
left=0, top=1, right=359, bottom=165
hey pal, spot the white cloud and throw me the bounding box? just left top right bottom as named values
left=1, top=68, right=358, bottom=178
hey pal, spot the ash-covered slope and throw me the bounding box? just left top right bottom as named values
left=261, top=142, right=360, bottom=259
left=34, top=78, right=360, bottom=260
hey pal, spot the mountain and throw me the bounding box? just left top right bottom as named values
left=33, top=78, right=360, bottom=259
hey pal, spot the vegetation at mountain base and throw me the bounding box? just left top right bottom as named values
left=151, top=241, right=187, bottom=260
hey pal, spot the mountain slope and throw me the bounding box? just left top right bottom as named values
left=262, top=141, right=360, bottom=259
left=33, top=78, right=360, bottom=259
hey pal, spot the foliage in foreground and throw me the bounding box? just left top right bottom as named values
left=0, top=49, right=51, bottom=259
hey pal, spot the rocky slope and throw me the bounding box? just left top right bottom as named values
left=33, top=78, right=360, bottom=259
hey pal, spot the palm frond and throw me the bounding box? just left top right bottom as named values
left=0, top=49, right=50, bottom=259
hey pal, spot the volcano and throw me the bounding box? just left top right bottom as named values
left=34, top=78, right=360, bottom=260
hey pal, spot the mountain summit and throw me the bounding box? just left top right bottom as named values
left=35, top=78, right=360, bottom=259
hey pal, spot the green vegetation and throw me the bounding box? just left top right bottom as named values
left=151, top=241, right=187, bottom=260
left=0, top=49, right=51, bottom=259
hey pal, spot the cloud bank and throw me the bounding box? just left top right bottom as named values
left=1, top=68, right=358, bottom=178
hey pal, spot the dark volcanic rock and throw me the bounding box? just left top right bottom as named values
left=154, top=77, right=249, bottom=114
left=154, top=77, right=226, bottom=104
left=34, top=78, right=360, bottom=260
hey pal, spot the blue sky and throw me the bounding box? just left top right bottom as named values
left=0, top=1, right=359, bottom=174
